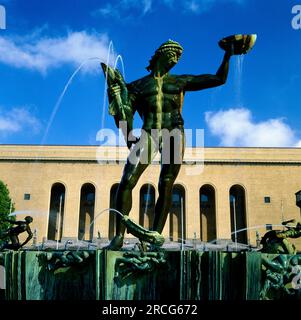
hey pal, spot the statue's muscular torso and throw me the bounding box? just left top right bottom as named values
left=127, top=73, right=224, bottom=131
left=127, top=74, right=187, bottom=131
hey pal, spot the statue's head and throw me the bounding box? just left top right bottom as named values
left=25, top=216, right=33, bottom=224
left=146, top=40, right=183, bottom=73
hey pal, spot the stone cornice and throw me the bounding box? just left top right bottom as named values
left=0, top=144, right=301, bottom=166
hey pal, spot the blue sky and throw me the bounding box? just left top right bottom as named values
left=0, top=0, right=301, bottom=147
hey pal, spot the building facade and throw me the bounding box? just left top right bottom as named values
left=0, top=144, right=301, bottom=247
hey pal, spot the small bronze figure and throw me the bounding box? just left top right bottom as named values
left=260, top=219, right=301, bottom=254
left=0, top=216, right=33, bottom=250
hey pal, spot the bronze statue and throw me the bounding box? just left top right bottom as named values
left=102, top=36, right=256, bottom=250
left=114, top=251, right=167, bottom=281
left=0, top=216, right=33, bottom=250
left=43, top=250, right=93, bottom=271
left=260, top=219, right=301, bottom=254
left=261, top=254, right=301, bottom=300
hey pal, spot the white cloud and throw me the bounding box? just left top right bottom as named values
left=94, top=0, right=244, bottom=18
left=94, top=0, right=152, bottom=19
left=143, top=0, right=152, bottom=14
left=186, top=1, right=200, bottom=13
left=164, top=0, right=245, bottom=14
left=96, top=3, right=116, bottom=17
left=0, top=107, right=41, bottom=136
left=205, top=108, right=301, bottom=147
left=0, top=31, right=114, bottom=74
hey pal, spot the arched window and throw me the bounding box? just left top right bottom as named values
left=170, top=184, right=186, bottom=242
left=139, top=184, right=156, bottom=229
left=200, top=184, right=217, bottom=242
left=48, top=183, right=65, bottom=241
left=78, top=183, right=95, bottom=241
left=230, top=185, right=247, bottom=244
left=109, top=184, right=119, bottom=240
left=296, top=190, right=301, bottom=209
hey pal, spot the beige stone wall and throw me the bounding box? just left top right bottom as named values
left=0, top=145, right=300, bottom=247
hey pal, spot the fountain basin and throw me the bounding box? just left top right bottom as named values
left=1, top=249, right=301, bottom=300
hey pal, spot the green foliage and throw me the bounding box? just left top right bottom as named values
left=0, top=180, right=15, bottom=244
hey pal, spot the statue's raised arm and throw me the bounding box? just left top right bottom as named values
left=178, top=34, right=257, bottom=92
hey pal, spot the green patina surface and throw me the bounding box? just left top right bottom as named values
left=0, top=250, right=300, bottom=300
left=2, top=250, right=95, bottom=300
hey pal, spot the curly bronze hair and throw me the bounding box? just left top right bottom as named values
left=146, top=39, right=183, bottom=72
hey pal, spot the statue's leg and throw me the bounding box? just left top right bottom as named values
left=10, top=235, right=21, bottom=250
left=152, top=164, right=181, bottom=234
left=281, top=239, right=296, bottom=255
left=10, top=235, right=19, bottom=245
left=108, top=132, right=158, bottom=250
left=152, top=129, right=185, bottom=234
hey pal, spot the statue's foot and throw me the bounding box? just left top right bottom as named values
left=105, top=235, right=124, bottom=251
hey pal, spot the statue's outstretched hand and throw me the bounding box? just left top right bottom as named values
left=226, top=43, right=235, bottom=57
